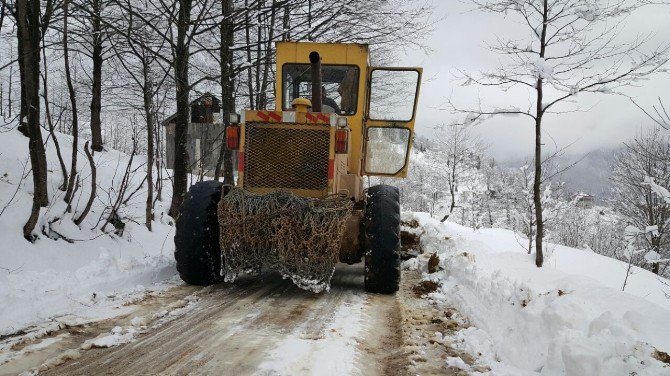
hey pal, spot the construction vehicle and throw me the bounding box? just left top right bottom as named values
left=174, top=42, right=422, bottom=294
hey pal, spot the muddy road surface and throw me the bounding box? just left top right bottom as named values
left=1, top=264, right=473, bottom=376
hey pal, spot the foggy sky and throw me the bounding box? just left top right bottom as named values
left=400, top=1, right=670, bottom=161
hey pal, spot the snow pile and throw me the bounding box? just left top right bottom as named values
left=0, top=129, right=178, bottom=336
left=405, top=212, right=670, bottom=375
left=83, top=326, right=136, bottom=349
left=79, top=298, right=195, bottom=351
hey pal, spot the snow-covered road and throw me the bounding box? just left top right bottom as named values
left=2, top=264, right=464, bottom=376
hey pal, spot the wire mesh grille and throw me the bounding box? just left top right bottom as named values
left=244, top=123, right=330, bottom=191
left=218, top=188, right=353, bottom=293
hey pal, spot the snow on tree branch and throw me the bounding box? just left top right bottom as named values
left=643, top=177, right=670, bottom=204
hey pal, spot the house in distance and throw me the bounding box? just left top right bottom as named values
left=573, top=192, right=595, bottom=209
left=163, top=93, right=236, bottom=177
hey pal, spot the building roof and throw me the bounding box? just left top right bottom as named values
left=573, top=192, right=595, bottom=200
left=161, top=92, right=221, bottom=126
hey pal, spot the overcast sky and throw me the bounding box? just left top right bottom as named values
left=399, top=1, right=670, bottom=162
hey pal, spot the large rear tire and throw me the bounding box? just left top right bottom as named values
left=174, top=180, right=224, bottom=286
left=364, top=185, right=401, bottom=294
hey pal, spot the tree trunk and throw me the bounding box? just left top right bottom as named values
left=533, top=0, right=549, bottom=268
left=651, top=236, right=661, bottom=274
left=18, top=0, right=49, bottom=240
left=63, top=0, right=79, bottom=211
left=74, top=141, right=96, bottom=226
left=168, top=0, right=193, bottom=218
left=307, top=0, right=312, bottom=40
left=282, top=4, right=290, bottom=41
left=41, top=35, right=68, bottom=190
left=258, top=0, right=277, bottom=110
left=0, top=1, right=6, bottom=33
left=8, top=52, right=13, bottom=118
left=219, top=0, right=236, bottom=185
left=0, top=2, right=6, bottom=117
left=16, top=11, right=29, bottom=138
left=533, top=108, right=545, bottom=265
left=244, top=0, right=254, bottom=110
left=155, top=115, right=163, bottom=202
left=441, top=164, right=458, bottom=223
left=89, top=0, right=104, bottom=152
left=143, top=55, right=154, bottom=230
left=533, top=116, right=544, bottom=266
left=487, top=200, right=493, bottom=227
left=255, top=0, right=263, bottom=109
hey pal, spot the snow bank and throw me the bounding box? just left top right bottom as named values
left=0, top=129, right=178, bottom=336
left=405, top=212, right=670, bottom=375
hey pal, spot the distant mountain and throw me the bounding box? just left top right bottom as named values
left=503, top=147, right=622, bottom=202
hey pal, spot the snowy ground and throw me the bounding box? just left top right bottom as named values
left=0, top=129, right=178, bottom=337
left=403, top=212, right=670, bottom=375
left=3, top=127, right=670, bottom=375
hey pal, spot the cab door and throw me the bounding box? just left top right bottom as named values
left=363, top=67, right=422, bottom=178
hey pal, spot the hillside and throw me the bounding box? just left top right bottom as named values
left=0, top=129, right=177, bottom=336
left=403, top=212, right=670, bottom=374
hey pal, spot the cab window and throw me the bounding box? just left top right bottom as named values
left=364, top=127, right=411, bottom=175
left=283, top=64, right=359, bottom=115
left=368, top=69, right=420, bottom=122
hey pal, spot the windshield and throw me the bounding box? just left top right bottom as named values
left=282, top=64, right=359, bottom=115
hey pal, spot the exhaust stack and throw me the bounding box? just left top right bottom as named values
left=309, top=51, right=322, bottom=113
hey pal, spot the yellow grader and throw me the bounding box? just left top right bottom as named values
left=174, top=42, right=422, bottom=293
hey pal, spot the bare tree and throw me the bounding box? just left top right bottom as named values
left=169, top=0, right=196, bottom=218
left=633, top=97, right=669, bottom=130
left=41, top=37, right=68, bottom=191
left=214, top=0, right=235, bottom=185
left=74, top=140, right=96, bottom=226
left=611, top=128, right=670, bottom=275
left=511, top=165, right=538, bottom=254
left=36, top=0, right=67, bottom=191
left=86, top=0, right=107, bottom=152
left=108, top=6, right=172, bottom=231
left=62, top=0, right=79, bottom=211
left=432, top=123, right=485, bottom=222
left=452, top=0, right=670, bottom=267
left=16, top=0, right=49, bottom=240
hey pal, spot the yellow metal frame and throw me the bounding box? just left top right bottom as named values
left=362, top=67, right=422, bottom=178
left=276, top=42, right=369, bottom=175
left=236, top=42, right=423, bottom=199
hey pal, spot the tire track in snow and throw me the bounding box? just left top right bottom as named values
left=257, top=290, right=366, bottom=375
left=37, top=264, right=388, bottom=375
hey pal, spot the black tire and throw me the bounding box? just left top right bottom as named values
left=364, top=185, right=401, bottom=294
left=174, top=180, right=224, bottom=286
